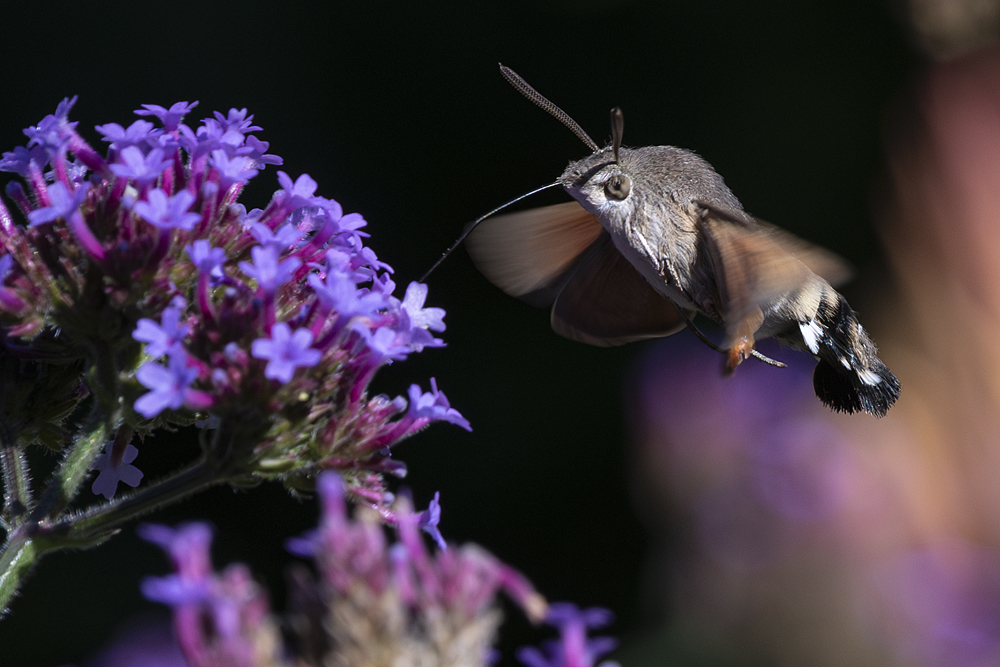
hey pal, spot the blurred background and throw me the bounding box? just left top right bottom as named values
left=3, top=0, right=996, bottom=665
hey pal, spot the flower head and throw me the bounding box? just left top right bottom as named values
left=0, top=97, right=468, bottom=515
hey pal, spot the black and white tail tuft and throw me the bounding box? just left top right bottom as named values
left=798, top=295, right=900, bottom=417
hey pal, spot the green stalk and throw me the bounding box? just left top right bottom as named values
left=47, top=459, right=225, bottom=542
left=1, top=445, right=32, bottom=525
left=0, top=526, right=40, bottom=613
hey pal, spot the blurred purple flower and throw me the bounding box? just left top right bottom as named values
left=209, top=149, right=258, bottom=188
left=135, top=350, right=212, bottom=418
left=95, top=119, right=159, bottom=150
left=23, top=95, right=78, bottom=151
left=184, top=240, right=225, bottom=277
left=418, top=491, right=446, bottom=551
left=27, top=181, right=90, bottom=226
left=139, top=522, right=278, bottom=667
left=748, top=417, right=856, bottom=521
left=517, top=602, right=619, bottom=667
left=277, top=171, right=318, bottom=208
left=873, top=540, right=1000, bottom=667
left=133, top=299, right=189, bottom=358
left=239, top=244, right=301, bottom=294
left=0, top=144, right=50, bottom=175
left=109, top=146, right=170, bottom=185
left=135, top=101, right=198, bottom=132
left=133, top=189, right=201, bottom=231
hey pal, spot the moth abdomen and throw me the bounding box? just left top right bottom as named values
left=798, top=293, right=900, bottom=417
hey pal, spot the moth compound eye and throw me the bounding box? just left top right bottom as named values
left=604, top=174, right=631, bottom=201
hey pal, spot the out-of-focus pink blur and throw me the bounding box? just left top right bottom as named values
left=624, top=16, right=1000, bottom=667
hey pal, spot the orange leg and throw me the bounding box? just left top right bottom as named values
left=725, top=335, right=755, bottom=375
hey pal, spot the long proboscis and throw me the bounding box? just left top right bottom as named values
left=419, top=182, right=561, bottom=282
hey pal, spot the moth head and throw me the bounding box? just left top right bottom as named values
left=560, top=152, right=633, bottom=207
left=559, top=107, right=641, bottom=218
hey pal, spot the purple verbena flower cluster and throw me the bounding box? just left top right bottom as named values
left=0, top=97, right=469, bottom=506
left=139, top=522, right=285, bottom=667
left=141, top=472, right=553, bottom=667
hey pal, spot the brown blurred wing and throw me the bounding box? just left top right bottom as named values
left=752, top=218, right=853, bottom=287
left=697, top=202, right=814, bottom=329
left=551, top=232, right=686, bottom=347
left=465, top=201, right=605, bottom=306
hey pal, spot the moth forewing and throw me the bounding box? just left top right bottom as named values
left=464, top=201, right=604, bottom=306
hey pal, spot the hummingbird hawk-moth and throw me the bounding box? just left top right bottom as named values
left=428, top=65, right=900, bottom=417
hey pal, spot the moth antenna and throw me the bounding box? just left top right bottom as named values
left=419, top=181, right=561, bottom=282
left=678, top=310, right=787, bottom=368
left=611, top=107, right=624, bottom=164
left=499, top=64, right=599, bottom=153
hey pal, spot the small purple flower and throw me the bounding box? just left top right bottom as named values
left=248, top=222, right=303, bottom=250
left=251, top=322, right=322, bottom=382
left=91, top=442, right=143, bottom=500
left=135, top=350, right=209, bottom=418
left=135, top=102, right=199, bottom=132
left=185, top=240, right=226, bottom=278
left=239, top=245, right=301, bottom=294
left=213, top=108, right=261, bottom=135
left=363, top=326, right=412, bottom=361
left=23, top=96, right=78, bottom=151
left=407, top=378, right=471, bottom=431
left=355, top=246, right=394, bottom=277
left=418, top=492, right=446, bottom=551
left=27, top=181, right=90, bottom=226
left=109, top=146, right=171, bottom=185
left=133, top=189, right=201, bottom=231
left=308, top=265, right=386, bottom=319
left=133, top=299, right=189, bottom=358
left=209, top=149, right=259, bottom=187
left=239, top=135, right=282, bottom=167
left=95, top=120, right=159, bottom=149
left=0, top=145, right=51, bottom=176
left=277, top=171, right=318, bottom=209
left=401, top=282, right=445, bottom=332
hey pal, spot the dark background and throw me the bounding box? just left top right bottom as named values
left=0, top=2, right=916, bottom=665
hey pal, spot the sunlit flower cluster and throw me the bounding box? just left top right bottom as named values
left=0, top=97, right=469, bottom=507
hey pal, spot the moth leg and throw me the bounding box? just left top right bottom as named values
left=678, top=310, right=786, bottom=368
left=723, top=308, right=765, bottom=375
left=749, top=349, right=787, bottom=368
left=725, top=336, right=754, bottom=374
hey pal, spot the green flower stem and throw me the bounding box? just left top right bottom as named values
left=0, top=525, right=40, bottom=613
left=1, top=457, right=228, bottom=614
left=0, top=412, right=116, bottom=613
left=46, top=458, right=226, bottom=542
left=1, top=445, right=32, bottom=525
left=29, top=411, right=115, bottom=525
